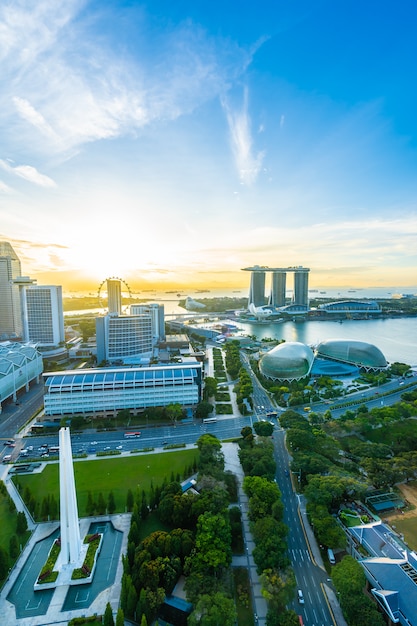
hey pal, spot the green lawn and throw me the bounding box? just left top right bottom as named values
left=390, top=517, right=417, bottom=551
left=12, top=449, right=198, bottom=519
left=0, top=491, right=31, bottom=580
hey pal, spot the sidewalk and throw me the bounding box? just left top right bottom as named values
left=223, top=443, right=268, bottom=626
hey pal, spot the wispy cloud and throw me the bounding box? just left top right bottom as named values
left=1, top=1, right=252, bottom=156
left=0, top=159, right=56, bottom=187
left=13, top=96, right=61, bottom=144
left=0, top=180, right=12, bottom=193
left=222, top=87, right=265, bottom=185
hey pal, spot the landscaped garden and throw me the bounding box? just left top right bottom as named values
left=12, top=449, right=198, bottom=520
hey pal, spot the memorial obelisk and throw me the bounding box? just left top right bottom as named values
left=59, top=427, right=81, bottom=564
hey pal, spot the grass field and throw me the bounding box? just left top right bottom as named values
left=0, top=491, right=31, bottom=576
left=389, top=517, right=417, bottom=551
left=12, top=449, right=198, bottom=519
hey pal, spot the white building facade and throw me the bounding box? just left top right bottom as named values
left=130, top=303, right=165, bottom=343
left=21, top=285, right=65, bottom=347
left=43, top=362, right=202, bottom=416
left=96, top=314, right=153, bottom=364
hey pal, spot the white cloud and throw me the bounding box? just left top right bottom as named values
left=1, top=1, right=253, bottom=156
left=0, top=159, right=56, bottom=187
left=13, top=96, right=61, bottom=144
left=0, top=180, right=12, bottom=192
left=222, top=87, right=265, bottom=185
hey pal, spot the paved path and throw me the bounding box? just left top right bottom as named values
left=223, top=443, right=268, bottom=626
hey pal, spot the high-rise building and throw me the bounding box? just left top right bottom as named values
left=130, top=303, right=165, bottom=342
left=293, top=269, right=309, bottom=307
left=107, top=278, right=122, bottom=315
left=243, top=265, right=310, bottom=310
left=0, top=242, right=23, bottom=339
left=269, top=271, right=286, bottom=307
left=20, top=285, right=65, bottom=347
left=247, top=266, right=266, bottom=307
left=96, top=313, right=153, bottom=364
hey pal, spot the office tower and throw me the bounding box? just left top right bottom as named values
left=20, top=285, right=65, bottom=347
left=269, top=271, right=286, bottom=307
left=96, top=313, right=153, bottom=364
left=107, top=278, right=122, bottom=315
left=130, top=303, right=165, bottom=342
left=247, top=267, right=266, bottom=307
left=0, top=241, right=23, bottom=339
left=293, top=268, right=309, bottom=307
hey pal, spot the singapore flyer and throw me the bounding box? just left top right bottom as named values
left=97, top=276, right=132, bottom=312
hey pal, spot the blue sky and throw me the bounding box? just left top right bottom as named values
left=1, top=0, right=417, bottom=292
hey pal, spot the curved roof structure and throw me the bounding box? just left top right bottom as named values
left=259, top=342, right=314, bottom=381
left=315, top=339, right=387, bottom=370
left=317, top=300, right=381, bottom=313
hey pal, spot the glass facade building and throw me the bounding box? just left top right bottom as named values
left=43, top=362, right=202, bottom=416
left=96, top=314, right=153, bottom=363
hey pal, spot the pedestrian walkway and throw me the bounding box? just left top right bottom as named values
left=223, top=443, right=268, bottom=626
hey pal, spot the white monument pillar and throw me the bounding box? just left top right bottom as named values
left=59, top=427, right=81, bottom=564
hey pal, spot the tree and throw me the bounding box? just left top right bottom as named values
left=86, top=491, right=96, bottom=516
left=0, top=546, right=8, bottom=580
left=103, top=602, right=115, bottom=626
left=260, top=568, right=295, bottom=612
left=243, top=476, right=282, bottom=521
left=332, top=555, right=366, bottom=597
left=193, top=512, right=232, bottom=573
left=97, top=492, right=106, bottom=515
left=108, top=491, right=116, bottom=515
left=116, top=608, right=125, bottom=626
left=126, top=488, right=134, bottom=512
left=16, top=511, right=28, bottom=535
left=126, top=583, right=138, bottom=619
left=253, top=421, right=274, bottom=437
left=9, top=535, right=19, bottom=560
left=166, top=403, right=183, bottom=425
left=141, top=490, right=149, bottom=520
left=188, top=592, right=236, bottom=626
left=203, top=376, right=218, bottom=400
left=49, top=494, right=58, bottom=519
left=195, top=401, right=214, bottom=419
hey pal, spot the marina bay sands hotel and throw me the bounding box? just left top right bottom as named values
left=242, top=265, right=310, bottom=309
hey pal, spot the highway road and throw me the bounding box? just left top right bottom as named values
left=0, top=383, right=44, bottom=440
left=274, top=428, right=335, bottom=626
left=4, top=414, right=255, bottom=462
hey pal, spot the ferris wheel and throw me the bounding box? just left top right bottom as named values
left=97, top=276, right=132, bottom=312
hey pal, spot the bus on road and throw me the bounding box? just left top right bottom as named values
left=124, top=431, right=141, bottom=438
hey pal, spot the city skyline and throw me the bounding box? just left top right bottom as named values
left=1, top=1, right=417, bottom=292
